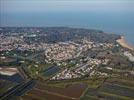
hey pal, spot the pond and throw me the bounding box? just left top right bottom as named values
left=0, top=74, right=24, bottom=83
left=43, top=66, right=60, bottom=76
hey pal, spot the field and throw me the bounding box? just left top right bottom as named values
left=21, top=81, right=88, bottom=100
left=80, top=78, right=134, bottom=100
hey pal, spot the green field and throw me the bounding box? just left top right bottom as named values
left=80, top=78, right=134, bottom=100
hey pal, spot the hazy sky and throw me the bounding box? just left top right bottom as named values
left=1, top=0, right=134, bottom=13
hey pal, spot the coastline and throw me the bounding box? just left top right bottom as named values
left=116, top=36, right=134, bottom=51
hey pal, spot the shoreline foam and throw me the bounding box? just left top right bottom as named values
left=116, top=36, right=134, bottom=51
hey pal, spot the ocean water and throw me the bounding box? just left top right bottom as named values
left=1, top=11, right=134, bottom=45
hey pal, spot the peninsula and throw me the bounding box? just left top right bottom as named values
left=0, top=27, right=134, bottom=100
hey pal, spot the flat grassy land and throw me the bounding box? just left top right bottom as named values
left=80, top=78, right=134, bottom=100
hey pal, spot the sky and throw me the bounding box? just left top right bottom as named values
left=1, top=0, right=134, bottom=13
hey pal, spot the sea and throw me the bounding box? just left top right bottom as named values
left=1, top=11, right=134, bottom=45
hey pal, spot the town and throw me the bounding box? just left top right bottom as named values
left=0, top=27, right=134, bottom=100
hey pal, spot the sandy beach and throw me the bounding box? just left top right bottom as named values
left=116, top=36, right=134, bottom=51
